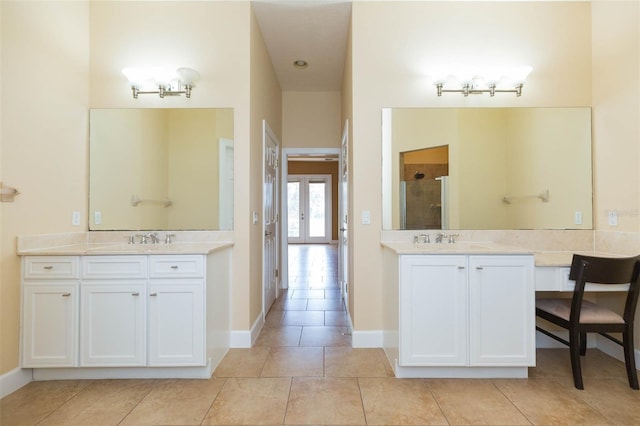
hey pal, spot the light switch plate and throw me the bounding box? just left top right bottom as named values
left=362, top=210, right=371, bottom=225
left=94, top=211, right=102, bottom=225
left=72, top=211, right=80, bottom=226
left=608, top=210, right=618, bottom=226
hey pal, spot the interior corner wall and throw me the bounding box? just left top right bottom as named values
left=249, top=7, right=282, bottom=328
left=0, top=1, right=90, bottom=375
left=591, top=0, right=640, bottom=233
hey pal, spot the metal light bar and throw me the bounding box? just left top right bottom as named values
left=436, top=82, right=524, bottom=97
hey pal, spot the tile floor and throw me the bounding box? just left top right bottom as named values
left=2, top=244, right=640, bottom=425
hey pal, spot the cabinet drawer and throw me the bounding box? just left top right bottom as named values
left=149, top=255, right=204, bottom=278
left=24, top=256, right=79, bottom=279
left=82, top=256, right=147, bottom=279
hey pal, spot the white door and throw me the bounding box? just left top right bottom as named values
left=287, top=175, right=332, bottom=244
left=263, top=121, right=280, bottom=314
left=148, top=281, right=205, bottom=366
left=399, top=255, right=468, bottom=366
left=80, top=281, right=146, bottom=366
left=339, top=121, right=349, bottom=308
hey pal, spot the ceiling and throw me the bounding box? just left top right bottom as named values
left=252, top=1, right=352, bottom=91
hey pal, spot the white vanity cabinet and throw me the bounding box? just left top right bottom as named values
left=148, top=255, right=205, bottom=366
left=80, top=256, right=147, bottom=367
left=399, top=255, right=468, bottom=366
left=22, top=256, right=80, bottom=367
left=388, top=252, right=535, bottom=378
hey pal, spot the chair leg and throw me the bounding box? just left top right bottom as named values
left=569, top=329, right=584, bottom=389
left=579, top=332, right=587, bottom=356
left=623, top=328, right=639, bottom=390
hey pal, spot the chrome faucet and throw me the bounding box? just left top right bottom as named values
left=414, top=233, right=430, bottom=244
left=145, top=232, right=160, bottom=244
left=435, top=232, right=448, bottom=243
left=448, top=233, right=460, bottom=244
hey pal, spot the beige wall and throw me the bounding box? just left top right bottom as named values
left=0, top=0, right=279, bottom=375
left=1, top=1, right=90, bottom=375
left=249, top=7, right=282, bottom=328
left=351, top=1, right=593, bottom=332
left=282, top=91, right=342, bottom=148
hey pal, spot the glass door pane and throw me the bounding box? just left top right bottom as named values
left=308, top=182, right=326, bottom=238
left=287, top=181, right=301, bottom=238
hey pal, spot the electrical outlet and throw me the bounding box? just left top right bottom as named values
left=72, top=211, right=80, bottom=226
left=574, top=211, right=582, bottom=225
left=94, top=211, right=102, bottom=225
left=607, top=210, right=618, bottom=226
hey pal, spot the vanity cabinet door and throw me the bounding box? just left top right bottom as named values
left=22, top=282, right=79, bottom=367
left=148, top=280, right=205, bottom=366
left=468, top=256, right=535, bottom=366
left=399, top=255, right=468, bottom=366
left=80, top=281, right=146, bottom=367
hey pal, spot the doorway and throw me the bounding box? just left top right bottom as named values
left=280, top=148, right=341, bottom=291
left=287, top=175, right=332, bottom=244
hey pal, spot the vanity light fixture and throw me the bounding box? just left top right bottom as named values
left=434, top=66, right=533, bottom=97
left=122, top=67, right=200, bottom=99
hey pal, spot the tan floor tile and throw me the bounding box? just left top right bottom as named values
left=0, top=380, right=91, bottom=426
left=202, top=377, right=291, bottom=425
left=261, top=347, right=324, bottom=377
left=299, top=326, right=351, bottom=347
left=495, top=378, right=613, bottom=425
left=359, top=378, right=448, bottom=425
left=271, top=299, right=308, bottom=311
left=37, top=379, right=154, bottom=426
left=285, top=377, right=366, bottom=425
left=306, top=299, right=345, bottom=311
left=325, top=347, right=392, bottom=378
left=282, top=310, right=325, bottom=326
left=291, top=289, right=325, bottom=299
left=254, top=326, right=302, bottom=347
left=324, top=310, right=350, bottom=326
left=120, top=378, right=225, bottom=425
left=264, top=310, right=286, bottom=327
left=214, top=347, right=271, bottom=377
left=570, top=378, right=640, bottom=425
left=427, top=379, right=530, bottom=425
left=531, top=348, right=630, bottom=381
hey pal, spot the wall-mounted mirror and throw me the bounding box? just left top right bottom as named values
left=89, top=108, right=233, bottom=231
left=382, top=107, right=592, bottom=230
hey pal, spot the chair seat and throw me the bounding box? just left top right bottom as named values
left=537, top=298, right=624, bottom=324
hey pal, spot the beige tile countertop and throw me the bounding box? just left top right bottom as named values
left=381, top=242, right=627, bottom=267
left=16, top=241, right=233, bottom=256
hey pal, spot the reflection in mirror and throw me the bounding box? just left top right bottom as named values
left=383, top=107, right=592, bottom=230
left=89, top=108, right=233, bottom=231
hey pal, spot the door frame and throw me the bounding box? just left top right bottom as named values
left=280, top=148, right=340, bottom=289
left=263, top=121, right=280, bottom=318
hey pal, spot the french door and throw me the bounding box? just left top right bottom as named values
left=287, top=175, right=332, bottom=244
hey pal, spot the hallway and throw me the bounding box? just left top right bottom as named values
left=2, top=244, right=640, bottom=425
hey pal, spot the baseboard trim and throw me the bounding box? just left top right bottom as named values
left=0, top=367, right=33, bottom=398
left=352, top=330, right=383, bottom=348
left=32, top=361, right=212, bottom=381
left=596, top=335, right=640, bottom=370
left=229, top=314, right=264, bottom=348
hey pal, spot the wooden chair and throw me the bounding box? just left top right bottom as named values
left=536, top=254, right=640, bottom=390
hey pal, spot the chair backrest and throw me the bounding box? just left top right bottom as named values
left=568, top=254, right=640, bottom=324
